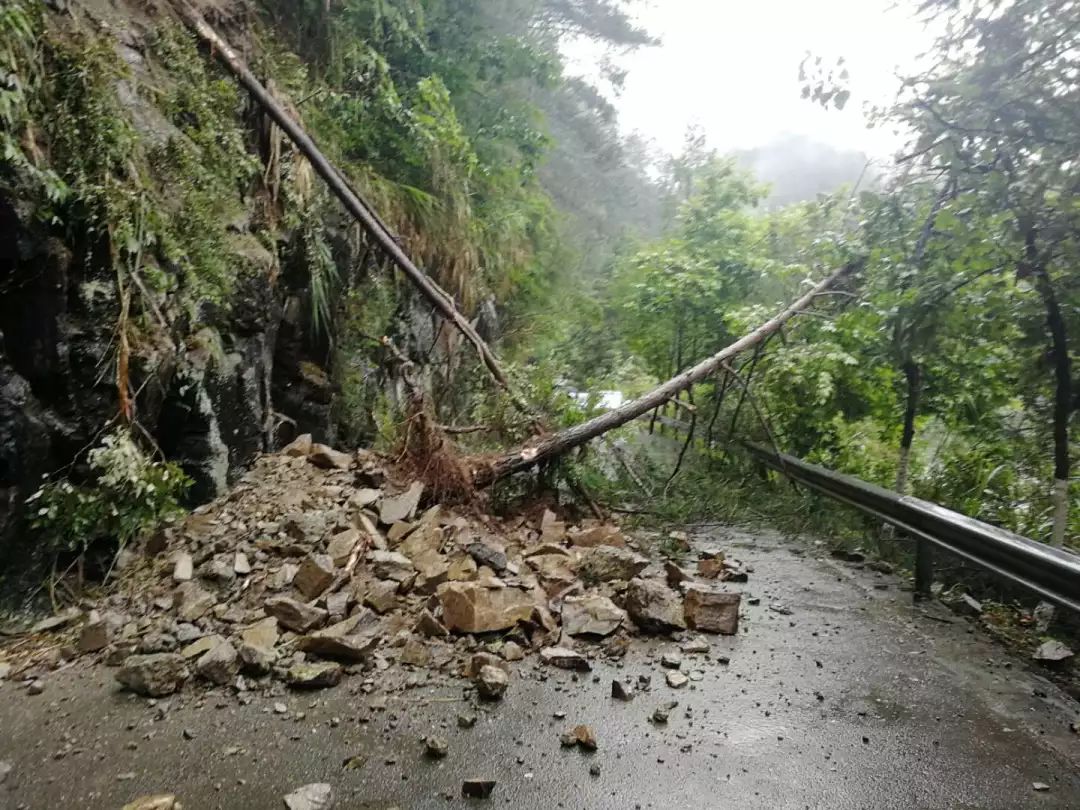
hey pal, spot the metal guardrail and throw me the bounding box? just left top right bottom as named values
left=743, top=442, right=1080, bottom=613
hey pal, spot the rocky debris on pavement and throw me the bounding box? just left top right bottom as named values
left=540, top=646, right=592, bottom=671
left=9, top=441, right=766, bottom=708
left=475, top=664, right=509, bottom=700
left=561, top=724, right=597, bottom=750
left=122, top=796, right=182, bottom=810
left=1032, top=640, right=1074, bottom=664
left=117, top=654, right=190, bottom=697
left=283, top=782, right=335, bottom=810
left=462, top=778, right=496, bottom=799
left=425, top=735, right=449, bottom=758
left=652, top=701, right=678, bottom=723
left=611, top=679, right=634, bottom=700
left=683, top=585, right=741, bottom=634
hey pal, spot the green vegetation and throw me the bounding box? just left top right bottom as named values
left=27, top=430, right=191, bottom=556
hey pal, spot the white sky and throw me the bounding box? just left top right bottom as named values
left=564, top=0, right=937, bottom=160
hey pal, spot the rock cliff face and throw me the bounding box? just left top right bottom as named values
left=0, top=0, right=475, bottom=579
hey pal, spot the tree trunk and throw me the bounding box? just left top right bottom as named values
left=895, top=360, right=922, bottom=495
left=1026, top=229, right=1071, bottom=546
left=474, top=261, right=862, bottom=486
left=171, top=1, right=514, bottom=393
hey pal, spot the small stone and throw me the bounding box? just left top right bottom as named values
left=286, top=661, right=343, bottom=689
left=572, top=724, right=597, bottom=750
left=78, top=610, right=120, bottom=653
left=116, top=654, right=190, bottom=697
left=233, top=552, right=251, bottom=576
left=769, top=602, right=793, bottom=616
left=652, top=701, right=678, bottom=723
left=611, top=680, right=634, bottom=701
left=180, top=634, right=225, bottom=660
left=425, top=736, right=449, bottom=759
left=461, top=779, right=496, bottom=799
left=660, top=652, right=683, bottom=669
left=415, top=609, right=449, bottom=638
left=0, top=760, right=11, bottom=784
left=625, top=578, right=685, bottom=633
left=577, top=546, right=649, bottom=584
left=363, top=580, right=399, bottom=614
left=173, top=581, right=215, bottom=622
left=665, top=671, right=689, bottom=689
left=172, top=553, right=193, bottom=582
left=467, top=542, right=508, bottom=572
left=501, top=641, right=525, bottom=661
left=475, top=665, right=509, bottom=700
left=27, top=680, right=44, bottom=695
left=371, top=550, right=414, bottom=582
left=680, top=638, right=709, bottom=654
left=326, top=529, right=360, bottom=567
left=540, top=646, right=591, bottom=672
left=293, top=554, right=337, bottom=600
left=283, top=782, right=335, bottom=810
left=457, top=714, right=478, bottom=729
left=1032, top=782, right=1050, bottom=792
left=561, top=595, right=626, bottom=638
left=589, top=763, right=601, bottom=777
left=399, top=637, right=431, bottom=667
left=121, top=796, right=181, bottom=810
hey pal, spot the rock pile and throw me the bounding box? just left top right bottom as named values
left=3, top=437, right=744, bottom=699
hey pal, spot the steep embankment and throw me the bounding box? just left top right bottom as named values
left=0, top=0, right=488, bottom=578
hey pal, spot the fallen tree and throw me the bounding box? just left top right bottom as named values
left=170, top=1, right=512, bottom=392
left=474, top=260, right=863, bottom=485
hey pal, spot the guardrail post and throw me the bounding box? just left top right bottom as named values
left=914, top=538, right=934, bottom=600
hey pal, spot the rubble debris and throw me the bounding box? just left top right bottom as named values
left=684, top=586, right=741, bottom=635
left=768, top=602, right=793, bottom=616
left=78, top=610, right=123, bottom=653
left=297, top=629, right=379, bottom=664
left=415, top=609, right=449, bottom=638
left=625, top=578, right=686, bottom=633
left=569, top=525, right=627, bottom=548
left=660, top=652, right=683, bottom=669
left=680, top=637, right=709, bottom=654
left=611, top=680, right=634, bottom=701
left=117, top=654, right=190, bottom=697
left=461, top=778, right=496, bottom=799
left=283, top=782, right=335, bottom=810
left=563, top=724, right=597, bottom=751
left=283, top=434, right=313, bottom=457
left=664, top=561, right=691, bottom=589
left=561, top=595, right=626, bottom=637
left=475, top=665, right=509, bottom=700
left=458, top=714, right=478, bottom=729
left=540, top=646, right=592, bottom=672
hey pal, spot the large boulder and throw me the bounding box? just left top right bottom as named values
left=624, top=578, right=686, bottom=633
left=437, top=582, right=536, bottom=633
left=265, top=596, right=328, bottom=633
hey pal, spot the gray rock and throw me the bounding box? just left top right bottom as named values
left=467, top=542, right=507, bottom=572
left=425, top=736, right=449, bottom=759
left=540, top=646, right=591, bottom=672
left=611, top=679, right=634, bottom=701
left=116, top=654, right=190, bottom=697
left=1033, top=640, right=1074, bottom=663
left=661, top=652, right=683, bottom=669
left=475, top=664, right=509, bottom=700
left=665, top=670, right=689, bottom=689
left=370, top=550, right=414, bottom=582
left=265, top=597, right=328, bottom=633
left=363, top=580, right=399, bottom=614
left=283, top=782, right=335, bottom=810
left=625, top=578, right=686, bottom=633
left=577, top=546, right=649, bottom=584
left=308, top=444, right=353, bottom=470
left=561, top=595, right=626, bottom=638
left=238, top=643, right=276, bottom=676
left=297, top=632, right=379, bottom=663
left=461, top=779, right=496, bottom=799
left=172, top=581, right=215, bottom=622
left=379, top=481, right=424, bottom=525
left=139, top=633, right=178, bottom=654
left=286, top=661, right=343, bottom=689
left=172, top=553, right=193, bottom=582
left=195, top=641, right=240, bottom=685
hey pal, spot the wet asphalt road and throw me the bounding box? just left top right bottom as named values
left=1, top=527, right=1079, bottom=809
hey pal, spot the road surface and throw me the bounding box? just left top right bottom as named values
left=1, top=526, right=1078, bottom=809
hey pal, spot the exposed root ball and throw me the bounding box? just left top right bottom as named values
left=399, top=394, right=475, bottom=504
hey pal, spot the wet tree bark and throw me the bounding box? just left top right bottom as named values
left=895, top=360, right=922, bottom=495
